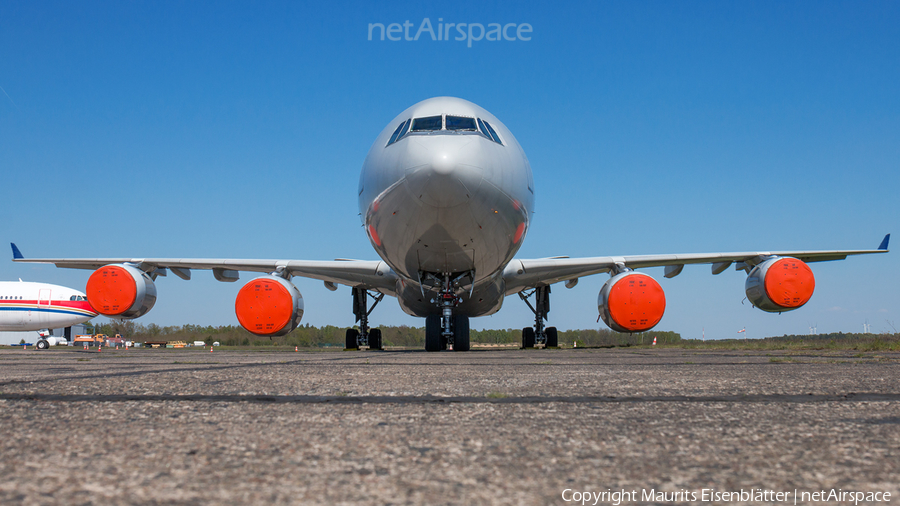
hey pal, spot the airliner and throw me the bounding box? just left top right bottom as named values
left=0, top=274, right=98, bottom=348
left=12, top=97, right=889, bottom=351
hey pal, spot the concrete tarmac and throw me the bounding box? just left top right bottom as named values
left=0, top=346, right=898, bottom=505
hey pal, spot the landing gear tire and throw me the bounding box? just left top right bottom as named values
left=545, top=327, right=558, bottom=348
left=369, top=328, right=382, bottom=350
left=36, top=339, right=49, bottom=350
left=345, top=329, right=359, bottom=350
left=453, top=315, right=470, bottom=352
left=425, top=315, right=442, bottom=352
left=522, top=327, right=535, bottom=349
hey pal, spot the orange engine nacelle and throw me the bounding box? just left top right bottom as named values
left=598, top=271, right=666, bottom=333
left=235, top=276, right=304, bottom=337
left=745, top=257, right=815, bottom=312
left=86, top=264, right=157, bottom=319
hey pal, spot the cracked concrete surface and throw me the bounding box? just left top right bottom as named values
left=0, top=347, right=897, bottom=505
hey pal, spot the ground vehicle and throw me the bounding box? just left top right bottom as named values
left=35, top=336, right=67, bottom=349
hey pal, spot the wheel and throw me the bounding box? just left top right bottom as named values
left=545, top=327, right=558, bottom=348
left=425, top=315, right=442, bottom=352
left=345, top=328, right=359, bottom=350
left=36, top=339, right=49, bottom=350
left=368, top=328, right=382, bottom=350
left=522, top=327, right=535, bottom=349
left=453, top=315, right=470, bottom=352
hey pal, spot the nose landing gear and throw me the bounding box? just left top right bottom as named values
left=424, top=273, right=471, bottom=352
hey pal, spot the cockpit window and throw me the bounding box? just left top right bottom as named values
left=410, top=116, right=443, bottom=131
left=476, top=118, right=491, bottom=140
left=446, top=116, right=477, bottom=131
left=481, top=119, right=503, bottom=145
left=397, top=118, right=411, bottom=140
left=386, top=118, right=411, bottom=146
left=387, top=120, right=406, bottom=146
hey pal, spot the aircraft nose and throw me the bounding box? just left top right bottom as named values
left=432, top=150, right=455, bottom=175
left=405, top=137, right=484, bottom=208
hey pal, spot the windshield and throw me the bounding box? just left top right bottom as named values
left=446, top=116, right=477, bottom=131
left=410, top=116, right=443, bottom=131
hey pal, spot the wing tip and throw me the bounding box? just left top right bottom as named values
left=10, top=243, right=23, bottom=260
left=878, top=234, right=890, bottom=251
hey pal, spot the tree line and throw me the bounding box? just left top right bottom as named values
left=88, top=321, right=682, bottom=348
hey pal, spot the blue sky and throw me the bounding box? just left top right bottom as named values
left=2, top=1, right=897, bottom=339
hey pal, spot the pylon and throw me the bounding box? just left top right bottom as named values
left=295, top=346, right=298, bottom=352
left=210, top=346, right=213, bottom=352
left=116, top=345, right=119, bottom=350
left=652, top=337, right=657, bottom=346
left=23, top=343, right=26, bottom=350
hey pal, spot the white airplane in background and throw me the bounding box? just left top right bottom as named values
left=0, top=257, right=98, bottom=348
left=12, top=97, right=890, bottom=351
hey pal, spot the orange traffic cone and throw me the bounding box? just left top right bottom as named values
left=210, top=346, right=213, bottom=352
left=652, top=337, right=657, bottom=346
left=295, top=346, right=298, bottom=352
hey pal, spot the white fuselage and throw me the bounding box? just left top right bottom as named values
left=358, top=97, right=534, bottom=317
left=0, top=281, right=97, bottom=331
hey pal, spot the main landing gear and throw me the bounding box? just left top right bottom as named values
left=345, top=287, right=385, bottom=350
left=518, top=285, right=558, bottom=349
left=424, top=273, right=470, bottom=352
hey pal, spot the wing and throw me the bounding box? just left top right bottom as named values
left=10, top=246, right=398, bottom=294
left=502, top=234, right=890, bottom=294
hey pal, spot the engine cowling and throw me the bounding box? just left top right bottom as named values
left=745, top=256, right=815, bottom=312
left=86, top=264, right=157, bottom=319
left=235, top=276, right=304, bottom=337
left=598, top=272, right=666, bottom=333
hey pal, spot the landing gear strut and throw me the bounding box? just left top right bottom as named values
left=346, top=287, right=384, bottom=350
left=518, top=285, right=558, bottom=349
left=424, top=273, right=470, bottom=352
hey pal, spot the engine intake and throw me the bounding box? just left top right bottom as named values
left=598, top=271, right=666, bottom=333
left=86, top=264, right=157, bottom=319
left=235, top=276, right=304, bottom=337
left=745, top=257, right=815, bottom=312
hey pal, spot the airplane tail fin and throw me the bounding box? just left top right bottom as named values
left=878, top=234, right=890, bottom=251
left=10, top=243, right=23, bottom=260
